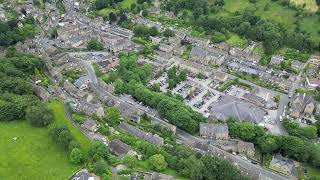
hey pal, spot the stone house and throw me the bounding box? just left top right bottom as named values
left=237, top=141, right=255, bottom=158
left=270, top=55, right=284, bottom=65
left=82, top=119, right=98, bottom=132
left=109, top=139, right=136, bottom=158
left=269, top=155, right=295, bottom=176
left=199, top=123, right=229, bottom=140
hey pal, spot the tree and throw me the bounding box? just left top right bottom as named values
left=149, top=154, right=167, bottom=171
left=142, top=10, right=148, bottom=17
left=104, top=107, right=120, bottom=127
left=25, top=104, right=53, bottom=127
left=274, top=94, right=281, bottom=103
left=257, top=134, right=280, bottom=154
left=108, top=12, right=117, bottom=23
left=87, top=38, right=104, bottom=50
left=163, top=28, right=174, bottom=37
left=228, top=122, right=265, bottom=143
left=70, top=148, right=83, bottom=164
left=201, top=155, right=247, bottom=180
left=123, top=155, right=138, bottom=168
left=49, top=125, right=74, bottom=149
left=88, top=141, right=108, bottom=160
left=93, top=160, right=108, bottom=175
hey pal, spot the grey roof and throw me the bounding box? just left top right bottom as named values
left=200, top=123, right=228, bottom=136
left=97, top=60, right=111, bottom=68
left=228, top=62, right=258, bottom=75
left=74, top=75, right=90, bottom=88
left=119, top=122, right=164, bottom=145
left=291, top=60, right=304, bottom=69
left=109, top=139, right=132, bottom=156
left=237, top=141, right=255, bottom=152
left=210, top=95, right=267, bottom=123
left=190, top=46, right=207, bottom=59
left=270, top=55, right=284, bottom=65
left=270, top=155, right=294, bottom=172
left=83, top=119, right=97, bottom=129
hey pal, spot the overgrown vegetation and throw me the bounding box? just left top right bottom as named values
left=227, top=119, right=320, bottom=169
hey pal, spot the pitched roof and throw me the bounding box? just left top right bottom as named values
left=210, top=95, right=266, bottom=123
left=119, top=122, right=164, bottom=145
left=109, top=139, right=132, bottom=156
left=199, top=123, right=228, bottom=136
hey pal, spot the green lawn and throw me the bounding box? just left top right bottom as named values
left=217, top=0, right=319, bottom=41
left=0, top=121, right=81, bottom=180
left=120, top=0, right=136, bottom=9
left=226, top=33, right=248, bottom=48
left=307, top=165, right=320, bottom=178
left=48, top=100, right=91, bottom=152
left=0, top=101, right=92, bottom=180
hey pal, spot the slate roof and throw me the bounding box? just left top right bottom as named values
left=74, top=76, right=90, bottom=89
left=199, top=123, right=228, bottom=136
left=109, top=139, right=132, bottom=156
left=270, top=155, right=294, bottom=174
left=119, top=122, right=164, bottom=145
left=210, top=95, right=267, bottom=123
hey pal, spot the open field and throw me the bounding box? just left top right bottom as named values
left=48, top=100, right=91, bottom=151
left=214, top=0, right=320, bottom=42
left=0, top=101, right=92, bottom=180
left=290, top=0, right=319, bottom=12
left=120, top=0, right=136, bottom=9
left=0, top=121, right=81, bottom=180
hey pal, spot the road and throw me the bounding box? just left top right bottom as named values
left=84, top=61, right=289, bottom=180
left=59, top=1, right=291, bottom=179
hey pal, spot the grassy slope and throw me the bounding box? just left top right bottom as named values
left=48, top=100, right=91, bottom=152
left=0, top=101, right=92, bottom=180
left=290, top=0, right=319, bottom=12
left=214, top=0, right=319, bottom=43
left=0, top=121, right=81, bottom=180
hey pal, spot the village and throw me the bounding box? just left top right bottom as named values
left=2, top=0, right=320, bottom=180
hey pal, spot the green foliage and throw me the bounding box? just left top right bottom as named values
left=87, top=38, right=104, bottom=50
left=166, top=66, right=187, bottom=89
left=93, top=160, right=108, bottom=175
left=211, top=31, right=227, bottom=43
left=133, top=25, right=159, bottom=38
left=25, top=104, right=54, bottom=127
left=123, top=155, right=138, bottom=168
left=273, top=95, right=281, bottom=103
left=0, top=20, right=35, bottom=46
left=228, top=122, right=265, bottom=142
left=149, top=154, right=168, bottom=171
left=62, top=69, right=83, bottom=83
left=103, top=107, right=121, bottom=127
left=49, top=125, right=75, bottom=150
left=282, top=119, right=317, bottom=140
left=70, top=148, right=83, bottom=164
left=163, top=28, right=175, bottom=37
left=88, top=141, right=109, bottom=161
left=201, top=155, right=249, bottom=180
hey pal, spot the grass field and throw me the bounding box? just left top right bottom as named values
left=48, top=100, right=91, bottom=152
left=215, top=0, right=319, bottom=42
left=0, top=121, right=81, bottom=180
left=0, top=101, right=92, bottom=180
left=290, top=0, right=319, bottom=12
left=120, top=0, right=136, bottom=9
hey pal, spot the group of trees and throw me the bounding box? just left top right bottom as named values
left=0, top=17, right=37, bottom=47
left=111, top=53, right=205, bottom=133
left=282, top=119, right=318, bottom=140
left=227, top=120, right=320, bottom=168
left=117, top=132, right=248, bottom=180
left=164, top=0, right=319, bottom=54
left=166, top=66, right=187, bottom=89
left=49, top=125, right=84, bottom=164
left=133, top=25, right=159, bottom=39
left=87, top=38, right=104, bottom=51
left=0, top=52, right=54, bottom=128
